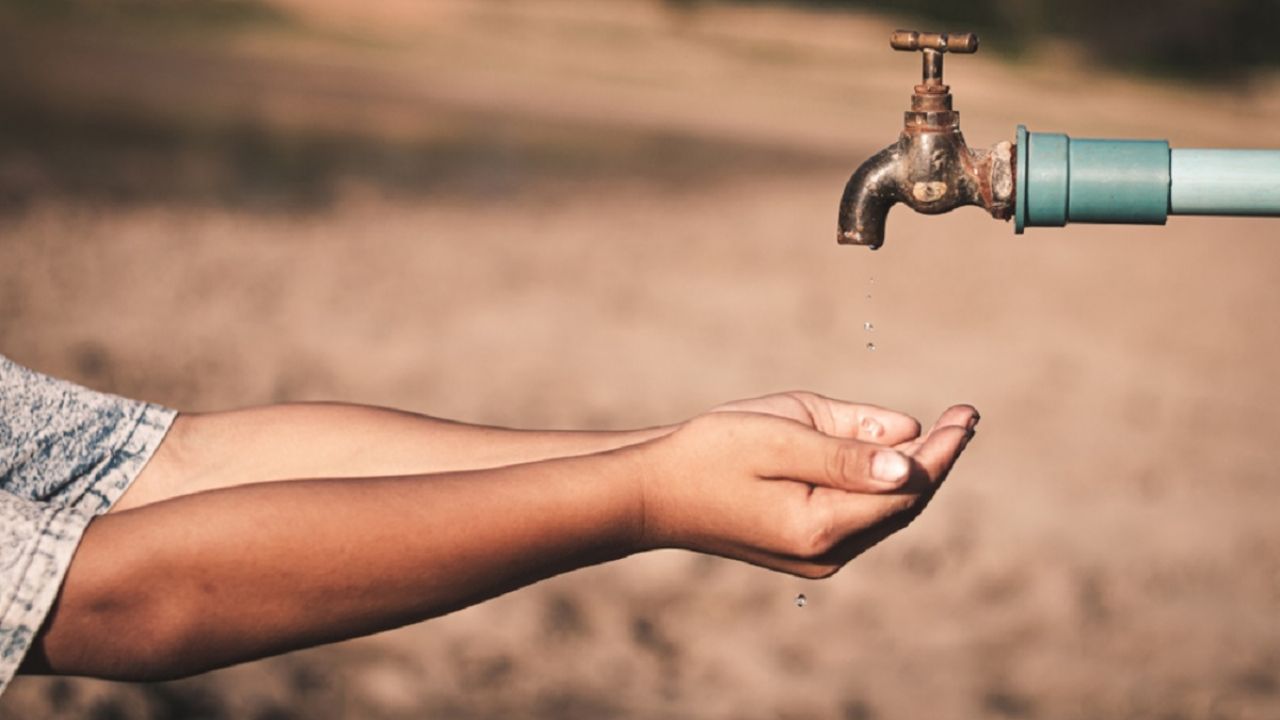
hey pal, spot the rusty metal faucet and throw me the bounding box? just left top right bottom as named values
left=837, top=30, right=1013, bottom=249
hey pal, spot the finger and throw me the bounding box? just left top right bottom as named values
left=822, top=454, right=971, bottom=564
left=808, top=510, right=918, bottom=570
left=699, top=541, right=846, bottom=580
left=797, top=394, right=922, bottom=445
left=721, top=482, right=934, bottom=572
left=813, top=485, right=920, bottom=538
left=850, top=404, right=923, bottom=445
left=927, top=404, right=980, bottom=435
left=808, top=476, right=945, bottom=565
left=894, top=404, right=979, bottom=454
left=728, top=489, right=923, bottom=573
left=815, top=423, right=977, bottom=541
left=910, top=424, right=975, bottom=487
left=779, top=412, right=980, bottom=568
left=758, top=421, right=912, bottom=493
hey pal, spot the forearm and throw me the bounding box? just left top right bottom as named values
left=117, top=402, right=675, bottom=511
left=34, top=446, right=644, bottom=680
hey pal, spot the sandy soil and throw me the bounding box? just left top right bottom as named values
left=2, top=2, right=1279, bottom=718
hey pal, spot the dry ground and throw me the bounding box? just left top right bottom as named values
left=2, top=1, right=1280, bottom=718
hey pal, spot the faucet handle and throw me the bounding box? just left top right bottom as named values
left=889, top=30, right=979, bottom=54
left=889, top=30, right=978, bottom=91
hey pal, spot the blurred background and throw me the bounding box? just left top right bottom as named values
left=3, top=1, right=1280, bottom=718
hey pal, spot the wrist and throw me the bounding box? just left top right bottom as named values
left=615, top=423, right=690, bottom=553
left=540, top=439, right=664, bottom=560
left=596, top=441, right=651, bottom=556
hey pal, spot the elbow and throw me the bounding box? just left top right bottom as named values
left=27, top=518, right=213, bottom=682
left=105, top=603, right=213, bottom=682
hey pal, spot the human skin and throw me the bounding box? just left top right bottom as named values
left=20, top=392, right=977, bottom=681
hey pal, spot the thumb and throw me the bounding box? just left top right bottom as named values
left=758, top=421, right=911, bottom=493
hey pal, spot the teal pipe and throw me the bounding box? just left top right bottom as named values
left=1014, top=125, right=1280, bottom=233
left=1171, top=149, right=1280, bottom=215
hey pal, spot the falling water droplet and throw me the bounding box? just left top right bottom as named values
left=795, top=593, right=807, bottom=608
left=863, top=321, right=874, bottom=332
left=866, top=342, right=876, bottom=351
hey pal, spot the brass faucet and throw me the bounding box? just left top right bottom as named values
left=837, top=30, right=1014, bottom=249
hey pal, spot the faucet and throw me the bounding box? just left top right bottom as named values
left=837, top=30, right=1013, bottom=249
left=838, top=30, right=1280, bottom=249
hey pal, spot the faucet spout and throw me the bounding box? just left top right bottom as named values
left=837, top=142, right=904, bottom=249
left=836, top=129, right=1014, bottom=248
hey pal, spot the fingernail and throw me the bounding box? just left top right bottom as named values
left=860, top=416, right=884, bottom=439
left=967, top=413, right=981, bottom=431
left=871, top=450, right=909, bottom=484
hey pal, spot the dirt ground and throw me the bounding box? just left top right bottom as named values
left=2, top=1, right=1280, bottom=718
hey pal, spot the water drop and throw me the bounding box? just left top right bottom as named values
left=866, top=342, right=876, bottom=351
left=863, top=321, right=874, bottom=332
left=795, top=593, right=807, bottom=608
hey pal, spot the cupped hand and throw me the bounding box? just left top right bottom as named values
left=639, top=399, right=978, bottom=578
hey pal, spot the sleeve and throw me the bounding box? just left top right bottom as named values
left=0, top=354, right=176, bottom=692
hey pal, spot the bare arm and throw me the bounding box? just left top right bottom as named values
left=25, top=397, right=977, bottom=681
left=29, top=449, right=643, bottom=680
left=115, top=403, right=676, bottom=511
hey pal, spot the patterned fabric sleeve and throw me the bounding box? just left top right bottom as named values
left=0, top=354, right=176, bottom=692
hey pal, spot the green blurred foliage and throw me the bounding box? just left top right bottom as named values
left=679, top=0, right=1280, bottom=79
